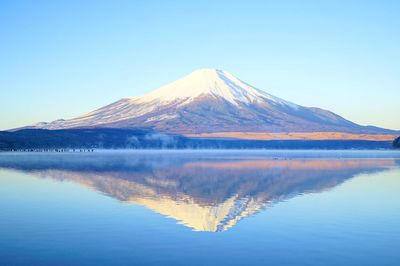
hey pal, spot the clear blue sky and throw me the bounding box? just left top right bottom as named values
left=1, top=0, right=399, bottom=130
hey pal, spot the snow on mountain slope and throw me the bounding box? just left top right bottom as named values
left=132, top=68, right=297, bottom=107
left=25, top=68, right=394, bottom=134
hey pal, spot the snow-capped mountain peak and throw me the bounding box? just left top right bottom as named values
left=23, top=68, right=394, bottom=135
left=131, top=68, right=296, bottom=107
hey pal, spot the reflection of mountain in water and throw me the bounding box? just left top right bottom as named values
left=0, top=153, right=396, bottom=232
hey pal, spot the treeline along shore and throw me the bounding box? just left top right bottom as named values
left=0, top=128, right=398, bottom=151
left=5, top=148, right=95, bottom=153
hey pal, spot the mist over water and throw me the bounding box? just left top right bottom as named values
left=1, top=150, right=400, bottom=265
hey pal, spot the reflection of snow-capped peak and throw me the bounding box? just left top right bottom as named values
left=216, top=196, right=269, bottom=232
left=133, top=194, right=268, bottom=232
left=29, top=169, right=268, bottom=232
left=9, top=156, right=394, bottom=232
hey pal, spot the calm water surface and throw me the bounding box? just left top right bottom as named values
left=0, top=150, right=400, bottom=265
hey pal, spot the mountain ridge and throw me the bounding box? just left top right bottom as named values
left=19, top=68, right=397, bottom=136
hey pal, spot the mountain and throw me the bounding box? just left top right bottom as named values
left=23, top=69, right=397, bottom=138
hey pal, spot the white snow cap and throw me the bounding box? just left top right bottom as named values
left=131, top=68, right=297, bottom=107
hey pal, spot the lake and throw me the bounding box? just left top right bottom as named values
left=1, top=150, right=399, bottom=265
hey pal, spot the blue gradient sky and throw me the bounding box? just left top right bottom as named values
left=0, top=0, right=399, bottom=130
